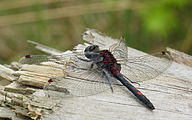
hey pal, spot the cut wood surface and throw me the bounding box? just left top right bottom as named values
left=0, top=29, right=192, bottom=120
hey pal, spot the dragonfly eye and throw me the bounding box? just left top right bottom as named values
left=84, top=45, right=100, bottom=59
left=84, top=45, right=99, bottom=52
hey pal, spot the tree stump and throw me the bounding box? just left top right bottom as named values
left=0, top=29, right=192, bottom=120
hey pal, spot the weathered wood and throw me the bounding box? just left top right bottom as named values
left=27, top=40, right=63, bottom=55
left=167, top=47, right=192, bottom=67
left=0, top=29, right=192, bottom=120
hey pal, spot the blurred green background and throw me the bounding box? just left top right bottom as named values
left=0, top=0, right=192, bottom=65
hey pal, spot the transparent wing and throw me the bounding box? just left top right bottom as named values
left=60, top=60, right=117, bottom=96
left=109, top=36, right=128, bottom=61
left=19, top=55, right=66, bottom=65
left=18, top=54, right=116, bottom=96
left=109, top=37, right=172, bottom=82
left=119, top=52, right=172, bottom=82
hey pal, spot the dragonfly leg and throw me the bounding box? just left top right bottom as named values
left=75, top=55, right=92, bottom=62
left=75, top=55, right=96, bottom=70
left=90, top=63, right=94, bottom=69
left=116, top=63, right=121, bottom=71
left=103, top=70, right=114, bottom=92
left=122, top=74, right=140, bottom=86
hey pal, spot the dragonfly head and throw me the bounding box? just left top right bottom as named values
left=84, top=45, right=100, bottom=59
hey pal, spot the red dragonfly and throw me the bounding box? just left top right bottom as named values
left=19, top=36, right=172, bottom=110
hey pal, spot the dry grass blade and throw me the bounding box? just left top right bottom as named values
left=0, top=0, right=71, bottom=11
left=0, top=1, right=143, bottom=27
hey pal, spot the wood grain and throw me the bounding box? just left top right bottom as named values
left=0, top=29, right=192, bottom=120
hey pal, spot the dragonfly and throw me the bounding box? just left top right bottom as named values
left=18, top=36, right=172, bottom=110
